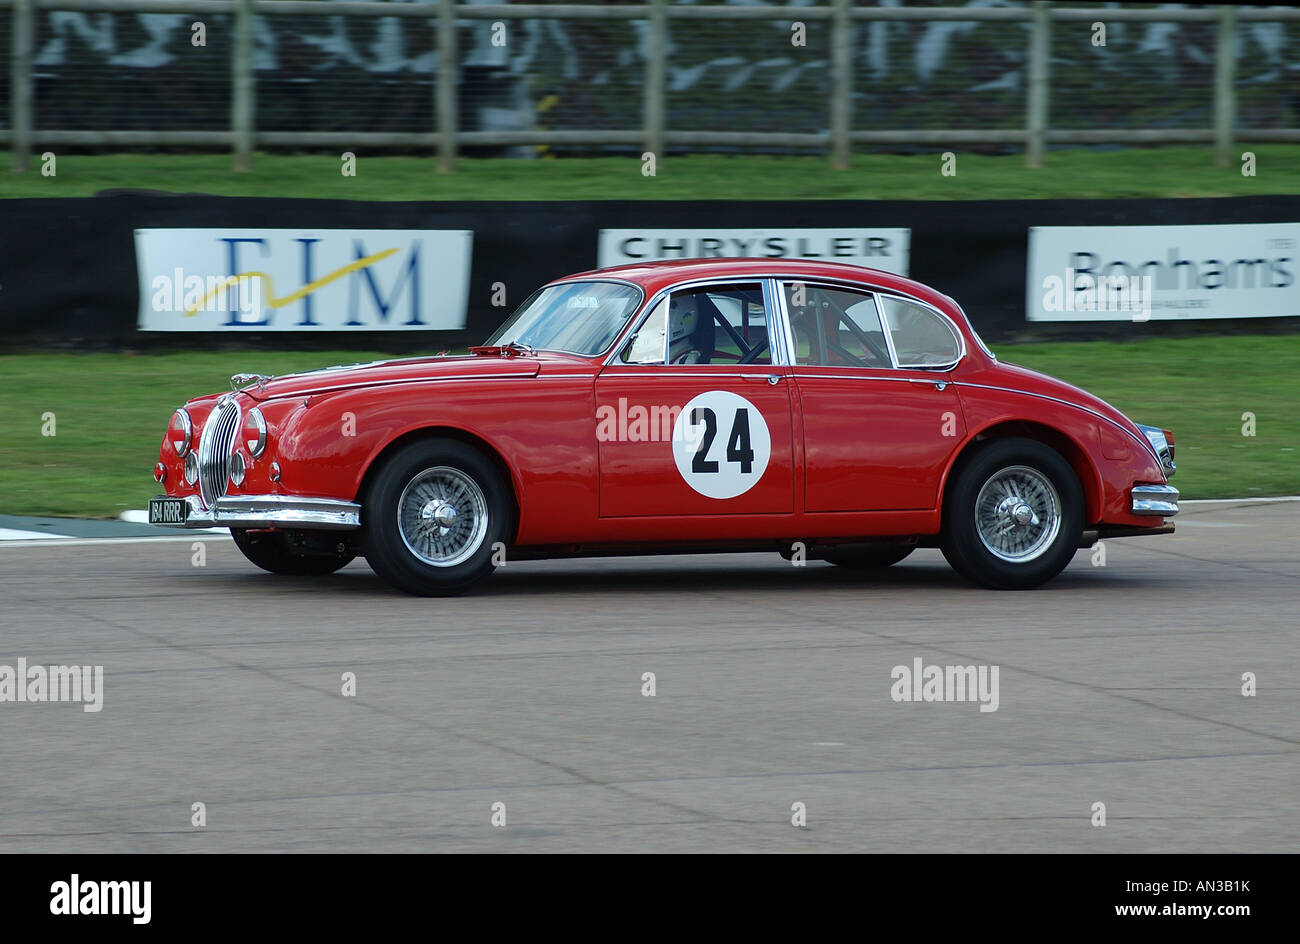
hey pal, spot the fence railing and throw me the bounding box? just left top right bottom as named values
left=3, top=1, right=1299, bottom=173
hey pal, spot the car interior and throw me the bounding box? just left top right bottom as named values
left=786, top=284, right=891, bottom=367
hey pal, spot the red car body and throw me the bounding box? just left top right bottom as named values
left=152, top=259, right=1177, bottom=593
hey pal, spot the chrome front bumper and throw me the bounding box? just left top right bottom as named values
left=151, top=494, right=362, bottom=530
left=1131, top=484, right=1180, bottom=517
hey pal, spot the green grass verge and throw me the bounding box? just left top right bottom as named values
left=2, top=146, right=1298, bottom=201
left=1, top=335, right=1294, bottom=518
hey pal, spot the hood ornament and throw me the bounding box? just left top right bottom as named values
left=231, top=372, right=272, bottom=392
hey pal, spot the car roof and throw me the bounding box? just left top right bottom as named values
left=552, top=258, right=961, bottom=319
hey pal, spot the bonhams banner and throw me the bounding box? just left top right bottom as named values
left=135, top=228, right=473, bottom=331
left=1027, top=223, right=1299, bottom=322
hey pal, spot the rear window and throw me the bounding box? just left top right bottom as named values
left=880, top=297, right=962, bottom=368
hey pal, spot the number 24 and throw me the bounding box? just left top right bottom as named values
left=690, top=407, right=754, bottom=474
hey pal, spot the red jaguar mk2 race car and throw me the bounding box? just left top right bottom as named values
left=150, top=259, right=1178, bottom=594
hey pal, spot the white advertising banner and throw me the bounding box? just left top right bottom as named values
left=598, top=228, right=910, bottom=274
left=1027, top=223, right=1299, bottom=321
left=135, top=228, right=473, bottom=331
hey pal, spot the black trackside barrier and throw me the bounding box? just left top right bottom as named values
left=0, top=194, right=1297, bottom=350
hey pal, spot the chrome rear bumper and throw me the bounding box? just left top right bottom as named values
left=1131, top=484, right=1180, bottom=517
left=151, top=494, right=361, bottom=530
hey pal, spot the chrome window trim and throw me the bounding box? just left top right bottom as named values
left=772, top=276, right=965, bottom=372
left=952, top=299, right=998, bottom=360
left=766, top=276, right=798, bottom=367
left=788, top=372, right=941, bottom=383
left=777, top=277, right=893, bottom=368
left=760, top=278, right=792, bottom=367
left=602, top=277, right=788, bottom=368
left=874, top=293, right=901, bottom=368
left=490, top=278, right=646, bottom=359
left=765, top=275, right=968, bottom=368
left=876, top=292, right=964, bottom=371
left=615, top=295, right=670, bottom=366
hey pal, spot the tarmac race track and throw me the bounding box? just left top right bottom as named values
left=1, top=499, right=1296, bottom=853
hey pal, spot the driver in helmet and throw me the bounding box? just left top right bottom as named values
left=667, top=294, right=706, bottom=365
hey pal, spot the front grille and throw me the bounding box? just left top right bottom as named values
left=198, top=398, right=241, bottom=508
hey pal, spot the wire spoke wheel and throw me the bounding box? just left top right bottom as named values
left=397, top=466, right=490, bottom=568
left=974, top=465, right=1062, bottom=564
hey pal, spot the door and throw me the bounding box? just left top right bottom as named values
left=595, top=280, right=795, bottom=518
left=782, top=280, right=966, bottom=512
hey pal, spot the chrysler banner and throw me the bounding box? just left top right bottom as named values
left=1027, top=223, right=1298, bottom=322
left=598, top=228, right=910, bottom=274
left=136, top=228, right=473, bottom=331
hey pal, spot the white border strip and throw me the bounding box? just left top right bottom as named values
left=1181, top=497, right=1300, bottom=505
left=0, top=535, right=234, bottom=549
left=0, top=528, right=74, bottom=540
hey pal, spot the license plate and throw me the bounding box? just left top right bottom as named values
left=149, top=498, right=189, bottom=525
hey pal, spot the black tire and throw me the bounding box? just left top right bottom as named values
left=362, top=439, right=509, bottom=596
left=824, top=546, right=915, bottom=570
left=940, top=437, right=1083, bottom=590
left=230, top=528, right=355, bottom=576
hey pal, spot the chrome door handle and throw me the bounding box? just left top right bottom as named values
left=907, top=377, right=950, bottom=391
left=742, top=374, right=782, bottom=385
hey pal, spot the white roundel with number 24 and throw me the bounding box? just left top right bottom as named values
left=671, top=390, right=772, bottom=499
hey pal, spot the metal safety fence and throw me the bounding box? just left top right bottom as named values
left=2, top=1, right=1298, bottom=172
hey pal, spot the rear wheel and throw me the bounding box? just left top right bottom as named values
left=941, top=438, right=1083, bottom=590
left=362, top=439, right=510, bottom=596
left=231, top=528, right=355, bottom=576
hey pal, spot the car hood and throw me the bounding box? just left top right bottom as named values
left=241, top=354, right=543, bottom=401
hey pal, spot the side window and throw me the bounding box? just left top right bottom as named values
left=783, top=283, right=890, bottom=368
left=670, top=283, right=772, bottom=366
left=881, top=297, right=962, bottom=367
left=619, top=282, right=773, bottom=366
left=618, top=298, right=668, bottom=364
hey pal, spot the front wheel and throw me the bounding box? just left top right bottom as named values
left=362, top=439, right=510, bottom=596
left=941, top=438, right=1083, bottom=590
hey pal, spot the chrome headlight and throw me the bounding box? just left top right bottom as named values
left=243, top=408, right=267, bottom=458
left=1136, top=424, right=1176, bottom=478
left=168, top=408, right=193, bottom=457
left=184, top=451, right=199, bottom=485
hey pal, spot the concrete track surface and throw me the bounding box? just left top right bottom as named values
left=1, top=500, right=1296, bottom=852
